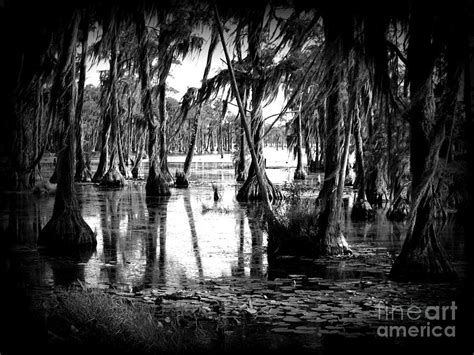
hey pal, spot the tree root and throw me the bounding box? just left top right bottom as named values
left=236, top=172, right=282, bottom=202
left=389, top=229, right=456, bottom=281
left=174, top=171, right=189, bottom=188
left=38, top=208, right=96, bottom=249
left=146, top=171, right=171, bottom=196
left=75, top=166, right=92, bottom=182
left=318, top=230, right=352, bottom=256
left=100, top=168, right=125, bottom=188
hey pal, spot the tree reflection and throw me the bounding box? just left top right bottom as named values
left=184, top=190, right=203, bottom=279
left=100, top=189, right=123, bottom=285
left=143, top=195, right=170, bottom=288
left=231, top=207, right=246, bottom=277
left=42, top=248, right=94, bottom=286
left=3, top=193, right=43, bottom=246
left=247, top=204, right=264, bottom=278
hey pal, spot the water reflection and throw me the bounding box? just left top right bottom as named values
left=142, top=195, right=170, bottom=289
left=231, top=208, right=246, bottom=277
left=0, top=163, right=466, bottom=290
left=100, top=190, right=123, bottom=285
left=41, top=248, right=94, bottom=286
left=184, top=191, right=203, bottom=279
left=247, top=205, right=265, bottom=278
left=1, top=193, right=48, bottom=246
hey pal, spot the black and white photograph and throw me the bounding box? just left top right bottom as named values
left=0, top=0, right=473, bottom=354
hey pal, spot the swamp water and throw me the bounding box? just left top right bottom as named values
left=0, top=158, right=469, bottom=354
left=0, top=159, right=466, bottom=290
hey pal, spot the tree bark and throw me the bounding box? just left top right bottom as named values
left=233, top=9, right=281, bottom=203
left=100, top=18, right=125, bottom=188
left=182, top=26, right=219, bottom=183
left=390, top=6, right=457, bottom=280
left=294, top=97, right=306, bottom=180
left=236, top=85, right=248, bottom=181
left=92, top=92, right=110, bottom=182
left=158, top=82, right=173, bottom=183
left=315, top=88, right=350, bottom=256
left=117, top=126, right=129, bottom=177
left=136, top=11, right=170, bottom=196
left=351, top=105, right=375, bottom=220
left=236, top=97, right=281, bottom=202
left=74, top=12, right=92, bottom=182
left=38, top=11, right=96, bottom=250
left=131, top=134, right=145, bottom=179
left=214, top=3, right=276, bottom=209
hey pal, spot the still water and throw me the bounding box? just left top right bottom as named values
left=0, top=161, right=466, bottom=291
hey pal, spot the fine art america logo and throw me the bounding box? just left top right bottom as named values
left=377, top=301, right=457, bottom=338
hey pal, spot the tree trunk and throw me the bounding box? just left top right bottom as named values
left=234, top=11, right=281, bottom=202
left=38, top=11, right=96, bottom=250
left=219, top=94, right=229, bottom=158
left=158, top=82, right=173, bottom=183
left=294, top=98, right=306, bottom=180
left=131, top=134, right=145, bottom=179
left=183, top=109, right=199, bottom=175
left=227, top=122, right=232, bottom=152
left=136, top=12, right=169, bottom=196
left=100, top=21, right=125, bottom=188
left=92, top=100, right=110, bottom=182
left=236, top=99, right=281, bottom=202
left=315, top=88, right=350, bottom=256
left=74, top=12, right=92, bottom=182
left=181, top=26, right=219, bottom=184
left=351, top=106, right=375, bottom=220
left=236, top=85, right=248, bottom=181
left=9, top=74, right=49, bottom=190
left=214, top=3, right=275, bottom=208
left=390, top=7, right=457, bottom=281
left=117, top=127, right=129, bottom=178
